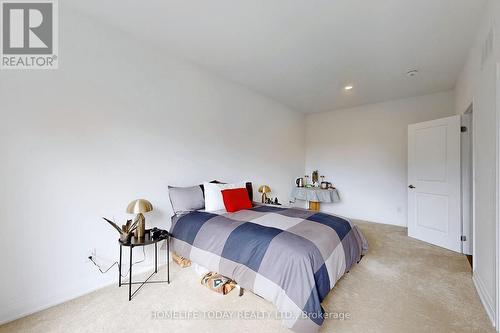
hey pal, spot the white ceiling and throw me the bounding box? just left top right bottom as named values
left=68, top=0, right=487, bottom=113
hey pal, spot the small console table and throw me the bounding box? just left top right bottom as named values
left=119, top=230, right=170, bottom=301
left=290, top=187, right=340, bottom=211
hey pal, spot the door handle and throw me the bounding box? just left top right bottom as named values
left=408, top=185, right=415, bottom=189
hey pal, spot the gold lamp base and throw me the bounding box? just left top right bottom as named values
left=261, top=193, right=268, bottom=203
left=126, top=199, right=152, bottom=239
left=134, top=213, right=146, bottom=238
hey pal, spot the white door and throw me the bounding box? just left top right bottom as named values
left=408, top=115, right=461, bottom=252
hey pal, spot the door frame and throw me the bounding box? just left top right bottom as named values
left=461, top=106, right=474, bottom=257
left=495, top=63, right=500, bottom=331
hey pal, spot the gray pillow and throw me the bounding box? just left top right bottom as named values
left=168, top=185, right=205, bottom=215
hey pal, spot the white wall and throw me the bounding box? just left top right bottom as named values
left=305, top=91, right=455, bottom=226
left=0, top=6, right=305, bottom=324
left=454, top=0, right=500, bottom=325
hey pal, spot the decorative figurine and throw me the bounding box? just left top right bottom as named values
left=312, top=170, right=319, bottom=185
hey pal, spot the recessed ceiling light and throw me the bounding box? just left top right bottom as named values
left=344, top=85, right=354, bottom=91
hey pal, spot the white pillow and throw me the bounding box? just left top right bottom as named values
left=203, top=182, right=247, bottom=212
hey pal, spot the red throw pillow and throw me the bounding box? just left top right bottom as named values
left=221, top=188, right=252, bottom=213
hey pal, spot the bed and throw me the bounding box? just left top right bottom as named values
left=169, top=184, right=368, bottom=333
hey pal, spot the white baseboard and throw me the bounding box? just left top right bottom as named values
left=0, top=263, right=166, bottom=326
left=473, top=272, right=496, bottom=327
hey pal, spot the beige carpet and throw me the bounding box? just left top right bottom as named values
left=0, top=221, right=493, bottom=333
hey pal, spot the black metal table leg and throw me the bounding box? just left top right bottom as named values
left=129, top=245, right=133, bottom=301
left=119, top=244, right=122, bottom=287
left=167, top=236, right=170, bottom=284
left=119, top=233, right=170, bottom=301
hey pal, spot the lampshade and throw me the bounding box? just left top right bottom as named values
left=126, top=199, right=153, bottom=214
left=258, top=185, right=271, bottom=194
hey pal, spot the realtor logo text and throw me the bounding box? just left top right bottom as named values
left=1, top=0, right=58, bottom=69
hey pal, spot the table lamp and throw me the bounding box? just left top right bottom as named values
left=126, top=199, right=153, bottom=238
left=258, top=185, right=271, bottom=203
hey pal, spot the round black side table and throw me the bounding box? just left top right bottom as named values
left=118, top=230, right=170, bottom=301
